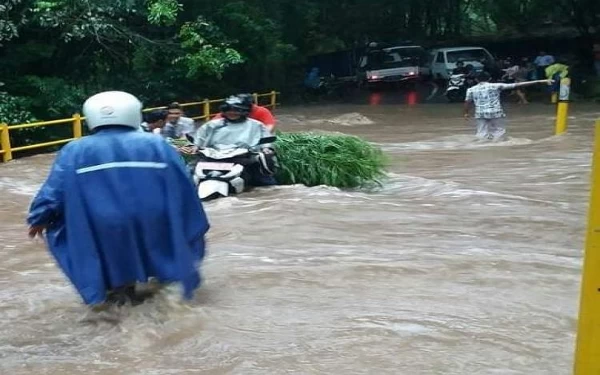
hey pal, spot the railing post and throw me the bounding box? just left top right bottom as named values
left=0, top=123, right=13, bottom=162
left=574, top=120, right=600, bottom=375
left=555, top=78, right=571, bottom=136
left=253, top=92, right=259, bottom=105
left=270, top=90, right=277, bottom=109
left=202, top=99, right=210, bottom=121
left=73, top=113, right=83, bottom=138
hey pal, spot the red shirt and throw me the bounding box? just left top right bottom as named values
left=213, top=104, right=276, bottom=128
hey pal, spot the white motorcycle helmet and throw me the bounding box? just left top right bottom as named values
left=82, top=91, right=142, bottom=131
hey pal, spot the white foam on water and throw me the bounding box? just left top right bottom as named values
left=375, top=134, right=557, bottom=152
left=322, top=112, right=374, bottom=126
left=0, top=177, right=39, bottom=196
left=279, top=112, right=375, bottom=127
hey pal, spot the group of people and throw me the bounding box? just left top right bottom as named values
left=452, top=51, right=569, bottom=105
left=140, top=94, right=276, bottom=138
left=26, top=90, right=278, bottom=309
left=141, top=94, right=279, bottom=186
left=498, top=51, right=569, bottom=104
left=453, top=51, right=570, bottom=142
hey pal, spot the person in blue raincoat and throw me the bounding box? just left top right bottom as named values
left=27, top=91, right=210, bottom=308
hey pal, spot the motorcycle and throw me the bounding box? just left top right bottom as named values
left=445, top=74, right=468, bottom=102
left=182, top=135, right=278, bottom=201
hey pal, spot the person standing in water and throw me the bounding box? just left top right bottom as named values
left=464, top=72, right=551, bottom=141
left=27, top=91, right=210, bottom=308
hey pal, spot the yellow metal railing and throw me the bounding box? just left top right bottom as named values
left=0, top=90, right=279, bottom=162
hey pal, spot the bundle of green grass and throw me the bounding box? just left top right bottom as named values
left=169, top=138, right=196, bottom=164
left=274, top=132, right=386, bottom=188
left=170, top=132, right=387, bottom=189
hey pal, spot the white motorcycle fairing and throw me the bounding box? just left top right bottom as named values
left=194, top=148, right=250, bottom=200
left=198, top=147, right=250, bottom=160
left=446, top=74, right=465, bottom=92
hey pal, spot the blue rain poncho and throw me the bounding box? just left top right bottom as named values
left=27, top=127, right=210, bottom=305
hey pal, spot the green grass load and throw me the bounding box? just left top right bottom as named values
left=169, top=138, right=196, bottom=164
left=274, top=132, right=386, bottom=188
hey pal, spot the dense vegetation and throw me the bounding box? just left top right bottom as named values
left=1, top=0, right=599, bottom=129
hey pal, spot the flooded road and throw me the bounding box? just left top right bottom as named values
left=1, top=101, right=599, bottom=374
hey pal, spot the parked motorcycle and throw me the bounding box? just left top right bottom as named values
left=445, top=74, right=469, bottom=102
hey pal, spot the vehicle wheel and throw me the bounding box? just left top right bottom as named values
left=406, top=81, right=417, bottom=90
left=446, top=90, right=463, bottom=102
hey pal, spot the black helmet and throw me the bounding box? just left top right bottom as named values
left=219, top=95, right=252, bottom=118
left=237, top=93, right=254, bottom=107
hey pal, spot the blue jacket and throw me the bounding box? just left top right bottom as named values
left=27, top=127, right=210, bottom=305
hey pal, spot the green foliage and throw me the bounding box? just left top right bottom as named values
left=0, top=91, right=51, bottom=151
left=174, top=18, right=243, bottom=79
left=0, top=0, right=25, bottom=46
left=0, top=91, right=37, bottom=125
left=274, top=132, right=387, bottom=188
left=21, top=76, right=87, bottom=117
left=0, top=0, right=598, bottom=154
left=169, top=138, right=196, bottom=164
left=148, top=0, right=182, bottom=26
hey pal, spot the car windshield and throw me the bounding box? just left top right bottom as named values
left=367, top=48, right=423, bottom=70
left=446, top=49, right=489, bottom=64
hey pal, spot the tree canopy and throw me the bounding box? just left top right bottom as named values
left=0, top=0, right=598, bottom=125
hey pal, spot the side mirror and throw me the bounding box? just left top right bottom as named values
left=259, top=136, right=276, bottom=144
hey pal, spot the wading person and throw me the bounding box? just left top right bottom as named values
left=464, top=72, right=551, bottom=141
left=27, top=91, right=210, bottom=309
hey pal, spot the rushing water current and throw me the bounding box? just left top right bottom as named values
left=1, top=102, right=599, bottom=374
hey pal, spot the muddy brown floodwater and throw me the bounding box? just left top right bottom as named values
left=1, top=102, right=599, bottom=374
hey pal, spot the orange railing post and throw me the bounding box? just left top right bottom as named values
left=0, top=123, right=13, bottom=162
left=72, top=113, right=83, bottom=138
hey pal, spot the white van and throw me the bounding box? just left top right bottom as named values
left=357, top=45, right=431, bottom=87
left=429, top=47, right=496, bottom=79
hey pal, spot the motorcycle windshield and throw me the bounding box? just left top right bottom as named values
left=199, top=147, right=249, bottom=159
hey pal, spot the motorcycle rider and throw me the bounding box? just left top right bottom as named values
left=453, top=60, right=469, bottom=75
left=180, top=95, right=278, bottom=186
left=212, top=93, right=276, bottom=131
left=447, top=62, right=477, bottom=101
